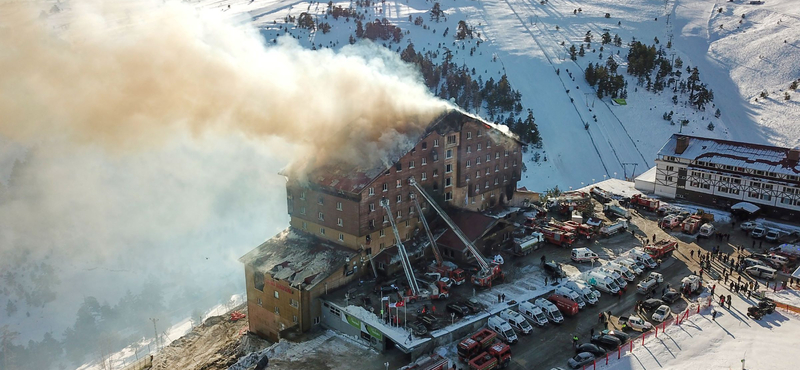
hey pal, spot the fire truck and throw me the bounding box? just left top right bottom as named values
left=458, top=329, right=498, bottom=361
left=539, top=227, right=576, bottom=248
left=630, top=194, right=660, bottom=212
left=410, top=180, right=504, bottom=288
left=644, top=240, right=678, bottom=259
left=468, top=342, right=512, bottom=370
left=681, top=215, right=702, bottom=235
left=563, top=220, right=595, bottom=239
left=547, top=191, right=593, bottom=215
left=590, top=187, right=613, bottom=203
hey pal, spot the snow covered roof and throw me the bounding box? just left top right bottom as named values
left=301, top=109, right=524, bottom=194
left=239, top=228, right=358, bottom=290
left=636, top=166, right=657, bottom=183
left=658, top=134, right=800, bottom=176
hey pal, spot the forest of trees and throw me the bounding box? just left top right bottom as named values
left=399, top=44, right=541, bottom=146
left=356, top=18, right=403, bottom=42
left=0, top=278, right=195, bottom=370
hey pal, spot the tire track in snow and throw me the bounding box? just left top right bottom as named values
left=517, top=0, right=652, bottom=169
left=488, top=0, right=612, bottom=177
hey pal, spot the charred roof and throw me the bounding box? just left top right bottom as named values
left=239, top=228, right=358, bottom=290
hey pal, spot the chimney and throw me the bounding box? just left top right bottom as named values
left=675, top=136, right=690, bottom=154
left=789, top=147, right=800, bottom=162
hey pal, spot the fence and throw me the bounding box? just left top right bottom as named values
left=120, top=355, right=153, bottom=370
left=580, top=299, right=713, bottom=370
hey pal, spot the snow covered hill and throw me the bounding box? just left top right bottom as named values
left=2, top=0, right=799, bottom=367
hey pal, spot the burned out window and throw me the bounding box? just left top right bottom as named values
left=254, top=271, right=265, bottom=291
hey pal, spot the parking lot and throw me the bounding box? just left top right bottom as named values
left=333, top=196, right=799, bottom=370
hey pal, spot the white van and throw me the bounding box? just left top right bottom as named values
left=488, top=315, right=518, bottom=344
left=565, top=280, right=599, bottom=305
left=606, top=262, right=636, bottom=281
left=698, top=223, right=715, bottom=238
left=500, top=309, right=533, bottom=335
left=518, top=301, right=548, bottom=326
left=745, top=265, right=777, bottom=280
left=767, top=254, right=789, bottom=266
left=534, top=298, right=564, bottom=324
left=571, top=247, right=599, bottom=263
left=618, top=258, right=643, bottom=275
left=630, top=248, right=658, bottom=269
left=598, top=267, right=629, bottom=287
left=581, top=271, right=620, bottom=294
left=555, top=286, right=586, bottom=309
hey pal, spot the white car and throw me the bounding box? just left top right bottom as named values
left=651, top=305, right=671, bottom=322
left=740, top=221, right=758, bottom=231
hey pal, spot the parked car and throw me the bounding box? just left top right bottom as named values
left=544, top=261, right=567, bottom=279
left=740, top=221, right=758, bottom=231
left=462, top=299, right=483, bottom=313
left=765, top=229, right=781, bottom=243
left=743, top=258, right=767, bottom=268
left=662, top=288, right=681, bottom=303
left=602, top=329, right=630, bottom=343
left=751, top=226, right=767, bottom=239
left=416, top=314, right=442, bottom=330
left=408, top=321, right=428, bottom=336
left=446, top=302, right=470, bottom=317
left=641, top=298, right=666, bottom=310
left=575, top=343, right=606, bottom=357
left=651, top=305, right=671, bottom=322
left=591, top=334, right=621, bottom=350
left=746, top=265, right=777, bottom=280
left=568, top=352, right=596, bottom=369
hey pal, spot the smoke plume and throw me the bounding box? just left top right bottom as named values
left=0, top=0, right=449, bottom=347
left=0, top=0, right=449, bottom=170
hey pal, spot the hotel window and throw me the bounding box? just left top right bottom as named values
left=320, top=227, right=325, bottom=235
left=336, top=202, right=342, bottom=211
left=293, top=316, right=298, bottom=324
left=486, top=141, right=491, bottom=149
left=433, top=169, right=439, bottom=177
left=445, top=191, right=453, bottom=201
left=466, top=160, right=471, bottom=168
left=446, top=149, right=453, bottom=159
left=477, top=130, right=482, bottom=137
left=274, top=307, right=280, bottom=315
left=422, top=141, right=427, bottom=150
left=302, top=221, right=307, bottom=230
left=300, top=191, right=306, bottom=200
left=476, top=170, right=480, bottom=178
left=433, top=139, right=439, bottom=147
left=494, top=178, right=499, bottom=185
left=397, top=210, right=402, bottom=218
left=382, top=183, right=388, bottom=192
left=476, top=157, right=482, bottom=165
left=467, top=132, right=472, bottom=139
left=477, top=143, right=482, bottom=151
left=467, top=146, right=472, bottom=153
left=495, top=152, right=500, bottom=159
left=445, top=177, right=452, bottom=187
left=318, top=212, right=324, bottom=221
left=446, top=164, right=453, bottom=173
left=300, top=207, right=306, bottom=215
left=337, top=218, right=343, bottom=226
left=380, top=229, right=385, bottom=237
left=486, top=154, right=491, bottom=162
left=369, top=203, right=375, bottom=212
left=421, top=172, right=427, bottom=180
left=396, top=179, right=402, bottom=188
left=274, top=291, right=280, bottom=299
left=447, top=135, right=457, bottom=145
left=504, top=150, right=509, bottom=157
left=369, top=187, right=375, bottom=196
left=395, top=162, right=402, bottom=172
left=339, top=233, right=344, bottom=242
left=318, top=196, right=324, bottom=205
left=421, top=158, right=427, bottom=166
left=485, top=181, right=489, bottom=189
left=495, top=164, right=499, bottom=172
left=409, top=160, right=415, bottom=169
left=504, top=162, right=508, bottom=169
left=397, top=194, right=402, bottom=203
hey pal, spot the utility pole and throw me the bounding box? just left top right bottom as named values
left=150, top=318, right=160, bottom=351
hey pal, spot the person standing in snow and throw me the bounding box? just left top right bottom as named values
left=727, top=295, right=732, bottom=309
left=711, top=309, right=718, bottom=321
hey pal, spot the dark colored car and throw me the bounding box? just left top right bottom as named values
left=568, top=352, right=595, bottom=369
left=408, top=321, right=428, bottom=336
left=462, top=299, right=483, bottom=313
left=641, top=298, right=666, bottom=310
left=544, top=261, right=567, bottom=279
left=416, top=314, right=442, bottom=330
left=662, top=289, right=681, bottom=304
left=602, top=329, right=630, bottom=343
left=591, top=334, right=622, bottom=350
left=446, top=303, right=470, bottom=317
left=575, top=343, right=606, bottom=357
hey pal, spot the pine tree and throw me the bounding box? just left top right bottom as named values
left=579, top=44, right=585, bottom=57
left=569, top=45, right=577, bottom=60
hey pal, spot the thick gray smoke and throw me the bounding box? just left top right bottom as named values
left=0, top=0, right=449, bottom=349
left=0, top=0, right=448, bottom=170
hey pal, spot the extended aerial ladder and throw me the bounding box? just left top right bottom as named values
left=380, top=199, right=421, bottom=296
left=411, top=193, right=466, bottom=285
left=408, top=179, right=503, bottom=288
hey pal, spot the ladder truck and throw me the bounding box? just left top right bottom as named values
left=409, top=179, right=505, bottom=288
left=412, top=194, right=466, bottom=285
left=380, top=199, right=423, bottom=302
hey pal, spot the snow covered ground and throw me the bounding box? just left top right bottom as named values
left=4, top=0, right=800, bottom=367
left=601, top=290, right=800, bottom=370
